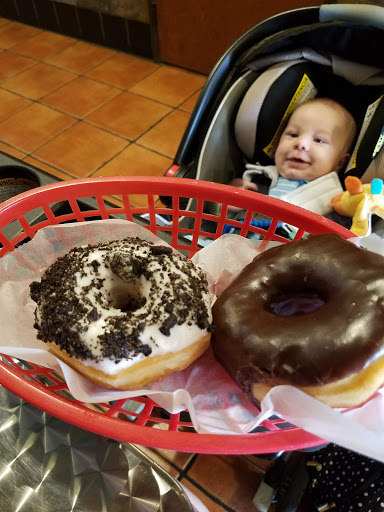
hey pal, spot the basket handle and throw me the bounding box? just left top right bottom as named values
left=320, top=3, right=384, bottom=30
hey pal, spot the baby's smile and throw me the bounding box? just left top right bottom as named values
left=286, top=156, right=310, bottom=168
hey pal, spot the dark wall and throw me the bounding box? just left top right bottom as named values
left=0, top=0, right=159, bottom=60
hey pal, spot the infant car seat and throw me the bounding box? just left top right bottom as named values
left=234, top=59, right=384, bottom=184
left=161, top=4, right=384, bottom=228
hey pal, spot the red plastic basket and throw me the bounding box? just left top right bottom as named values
left=0, top=176, right=353, bottom=454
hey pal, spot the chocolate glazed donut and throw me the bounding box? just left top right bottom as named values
left=212, top=233, right=384, bottom=407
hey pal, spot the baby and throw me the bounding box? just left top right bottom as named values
left=231, top=97, right=357, bottom=210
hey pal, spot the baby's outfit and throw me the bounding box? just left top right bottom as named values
left=243, top=163, right=343, bottom=216
left=269, top=176, right=308, bottom=199
left=243, top=164, right=307, bottom=199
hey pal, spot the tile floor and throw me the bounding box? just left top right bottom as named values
left=0, top=18, right=276, bottom=512
left=0, top=18, right=204, bottom=201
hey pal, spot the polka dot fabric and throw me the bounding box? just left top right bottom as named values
left=306, top=444, right=384, bottom=512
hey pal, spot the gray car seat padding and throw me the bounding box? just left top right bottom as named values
left=234, top=59, right=322, bottom=166
left=178, top=70, right=258, bottom=225
left=246, top=47, right=331, bottom=73
left=196, top=70, right=257, bottom=185
left=344, top=95, right=384, bottom=183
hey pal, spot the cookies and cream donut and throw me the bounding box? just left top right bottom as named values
left=30, top=237, right=212, bottom=390
left=212, top=233, right=384, bottom=408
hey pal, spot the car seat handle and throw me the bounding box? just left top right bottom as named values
left=320, top=3, right=384, bottom=30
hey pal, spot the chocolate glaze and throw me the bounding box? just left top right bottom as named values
left=212, top=234, right=384, bottom=390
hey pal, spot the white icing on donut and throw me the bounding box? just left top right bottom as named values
left=30, top=238, right=212, bottom=375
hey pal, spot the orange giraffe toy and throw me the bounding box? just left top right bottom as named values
left=332, top=176, right=384, bottom=236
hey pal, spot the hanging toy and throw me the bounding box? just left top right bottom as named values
left=332, top=176, right=384, bottom=236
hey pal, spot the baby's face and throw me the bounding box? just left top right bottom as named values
left=274, top=101, right=351, bottom=182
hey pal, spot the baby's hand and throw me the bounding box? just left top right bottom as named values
left=229, top=178, right=258, bottom=191
left=227, top=178, right=258, bottom=212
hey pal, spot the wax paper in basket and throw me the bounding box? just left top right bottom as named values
left=1, top=219, right=384, bottom=462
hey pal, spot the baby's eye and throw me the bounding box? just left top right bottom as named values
left=287, top=132, right=298, bottom=138
left=314, top=138, right=326, bottom=144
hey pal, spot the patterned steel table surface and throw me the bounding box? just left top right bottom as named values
left=0, top=386, right=194, bottom=511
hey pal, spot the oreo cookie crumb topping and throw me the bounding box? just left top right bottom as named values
left=30, top=237, right=212, bottom=363
left=160, top=313, right=178, bottom=336
left=150, top=245, right=172, bottom=256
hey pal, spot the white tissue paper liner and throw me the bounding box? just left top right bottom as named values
left=1, top=219, right=384, bottom=460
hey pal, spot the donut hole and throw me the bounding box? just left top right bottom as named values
left=268, top=288, right=325, bottom=316
left=108, top=280, right=147, bottom=313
